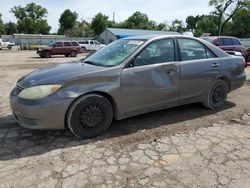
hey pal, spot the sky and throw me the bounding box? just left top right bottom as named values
left=0, top=0, right=213, bottom=32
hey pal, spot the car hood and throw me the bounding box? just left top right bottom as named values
left=17, top=61, right=107, bottom=88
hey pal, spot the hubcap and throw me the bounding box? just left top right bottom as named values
left=212, top=86, right=224, bottom=103
left=80, top=105, right=103, bottom=128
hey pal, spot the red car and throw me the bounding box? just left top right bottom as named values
left=37, top=41, right=81, bottom=58
left=201, top=36, right=248, bottom=62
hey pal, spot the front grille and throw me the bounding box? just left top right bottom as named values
left=13, top=85, right=24, bottom=96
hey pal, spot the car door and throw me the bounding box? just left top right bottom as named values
left=89, top=41, right=95, bottom=50
left=53, top=42, right=63, bottom=54
left=177, top=38, right=221, bottom=102
left=121, top=38, right=180, bottom=115
left=64, top=42, right=72, bottom=54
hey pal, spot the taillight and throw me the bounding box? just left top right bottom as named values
left=243, top=59, right=247, bottom=69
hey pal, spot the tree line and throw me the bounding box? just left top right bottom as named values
left=0, top=0, right=249, bottom=38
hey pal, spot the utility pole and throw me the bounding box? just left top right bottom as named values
left=219, top=12, right=224, bottom=36
left=113, top=12, right=115, bottom=23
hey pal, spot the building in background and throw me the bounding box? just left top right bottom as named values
left=99, top=28, right=180, bottom=44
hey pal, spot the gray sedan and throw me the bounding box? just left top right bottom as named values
left=10, top=35, right=246, bottom=138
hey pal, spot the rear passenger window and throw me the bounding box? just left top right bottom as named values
left=223, top=38, right=233, bottom=46
left=71, top=42, right=79, bottom=46
left=64, top=42, right=71, bottom=46
left=232, top=39, right=241, bottom=45
left=178, top=38, right=217, bottom=61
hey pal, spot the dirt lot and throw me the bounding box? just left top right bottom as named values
left=0, top=50, right=250, bottom=187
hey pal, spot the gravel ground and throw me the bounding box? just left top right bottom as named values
left=0, top=50, right=250, bottom=187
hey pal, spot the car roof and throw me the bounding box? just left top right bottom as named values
left=202, top=36, right=240, bottom=40
left=124, top=35, right=194, bottom=41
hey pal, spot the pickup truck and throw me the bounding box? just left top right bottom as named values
left=0, top=38, right=15, bottom=50
left=78, top=40, right=105, bottom=52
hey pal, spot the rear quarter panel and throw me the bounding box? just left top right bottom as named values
left=220, top=56, right=246, bottom=91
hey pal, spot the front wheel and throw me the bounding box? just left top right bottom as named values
left=203, top=80, right=228, bottom=109
left=67, top=94, right=113, bottom=139
left=7, top=45, right=12, bottom=50
left=42, top=51, right=51, bottom=58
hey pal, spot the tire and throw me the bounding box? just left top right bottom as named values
left=203, top=80, right=228, bottom=109
left=65, top=54, right=69, bottom=57
left=7, top=45, right=12, bottom=50
left=42, top=51, right=51, bottom=58
left=67, top=94, right=113, bottom=139
left=81, top=47, right=86, bottom=52
left=71, top=50, right=77, bottom=57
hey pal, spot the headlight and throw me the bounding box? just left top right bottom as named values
left=18, top=85, right=62, bottom=99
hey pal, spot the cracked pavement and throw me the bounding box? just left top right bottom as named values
left=0, top=114, right=250, bottom=187
left=0, top=51, right=250, bottom=187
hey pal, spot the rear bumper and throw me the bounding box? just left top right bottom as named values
left=230, top=74, right=246, bottom=92
left=10, top=90, right=74, bottom=130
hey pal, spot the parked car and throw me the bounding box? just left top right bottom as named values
left=201, top=36, right=248, bottom=62
left=245, top=48, right=250, bottom=62
left=37, top=41, right=81, bottom=58
left=10, top=35, right=246, bottom=139
left=0, top=38, right=15, bottom=50
left=78, top=40, right=105, bottom=52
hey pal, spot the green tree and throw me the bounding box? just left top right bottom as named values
left=58, top=9, right=78, bottom=35
left=170, top=19, right=185, bottom=33
left=186, top=15, right=199, bottom=32
left=0, top=13, right=4, bottom=35
left=194, top=15, right=220, bottom=37
left=90, top=13, right=112, bottom=35
left=157, top=23, right=168, bottom=31
left=231, top=8, right=250, bottom=37
left=209, top=0, right=248, bottom=35
left=4, top=22, right=17, bottom=35
left=124, top=11, right=150, bottom=29
left=10, top=3, right=51, bottom=34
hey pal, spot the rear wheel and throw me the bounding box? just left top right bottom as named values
left=67, top=94, right=113, bottom=139
left=203, top=80, right=228, bottom=109
left=81, top=47, right=86, bottom=52
left=42, top=51, right=51, bottom=58
left=7, top=45, right=12, bottom=50
left=71, top=50, right=77, bottom=57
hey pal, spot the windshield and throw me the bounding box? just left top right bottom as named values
left=83, top=39, right=145, bottom=67
left=49, top=42, right=55, bottom=47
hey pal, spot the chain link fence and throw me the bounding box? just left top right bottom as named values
left=2, top=34, right=94, bottom=50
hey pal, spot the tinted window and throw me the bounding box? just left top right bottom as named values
left=71, top=42, right=79, bottom=46
left=64, top=42, right=71, bottom=46
left=178, top=38, right=216, bottom=61
left=90, top=41, right=94, bottom=44
left=55, top=42, right=63, bottom=47
left=134, top=39, right=175, bottom=67
left=217, top=38, right=223, bottom=46
left=223, top=38, right=233, bottom=46
left=79, top=41, right=87, bottom=44
left=232, top=38, right=241, bottom=45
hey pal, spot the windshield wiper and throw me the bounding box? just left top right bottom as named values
left=82, top=60, right=104, bottom=67
left=82, top=60, right=96, bottom=65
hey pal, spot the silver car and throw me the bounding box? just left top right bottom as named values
left=10, top=35, right=246, bottom=139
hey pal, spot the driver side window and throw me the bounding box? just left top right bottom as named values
left=133, top=39, right=175, bottom=67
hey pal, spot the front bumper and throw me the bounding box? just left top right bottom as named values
left=10, top=90, right=74, bottom=130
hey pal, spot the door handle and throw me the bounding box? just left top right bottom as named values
left=211, top=63, right=219, bottom=68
